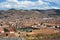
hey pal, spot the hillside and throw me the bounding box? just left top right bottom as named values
left=0, top=9, right=60, bottom=21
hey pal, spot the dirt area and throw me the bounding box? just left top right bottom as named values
left=41, top=38, right=60, bottom=40
left=25, top=28, right=60, bottom=40
left=27, top=28, right=60, bottom=36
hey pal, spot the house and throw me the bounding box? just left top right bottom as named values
left=0, top=28, right=4, bottom=34
left=0, top=27, right=16, bottom=37
left=9, top=27, right=15, bottom=34
left=43, top=23, right=60, bottom=29
left=9, top=22, right=16, bottom=27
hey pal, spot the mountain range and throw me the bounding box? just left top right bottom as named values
left=0, top=9, right=60, bottom=21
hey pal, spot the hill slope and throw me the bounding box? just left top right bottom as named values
left=0, top=9, right=60, bottom=21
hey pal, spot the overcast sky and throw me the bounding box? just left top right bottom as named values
left=0, top=0, right=60, bottom=10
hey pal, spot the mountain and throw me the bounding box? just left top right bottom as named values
left=0, top=9, right=60, bottom=21
left=33, top=9, right=60, bottom=18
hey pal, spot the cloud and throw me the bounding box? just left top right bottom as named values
left=0, top=0, right=60, bottom=10
left=43, top=0, right=60, bottom=4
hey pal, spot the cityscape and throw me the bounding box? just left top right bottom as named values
left=0, top=0, right=60, bottom=40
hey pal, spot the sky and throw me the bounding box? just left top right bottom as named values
left=0, top=0, right=60, bottom=10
